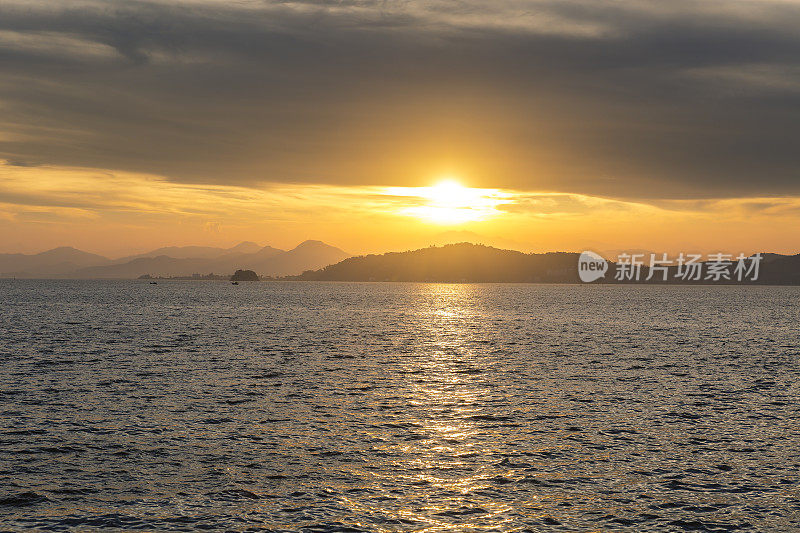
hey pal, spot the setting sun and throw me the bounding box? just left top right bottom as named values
left=384, top=179, right=512, bottom=225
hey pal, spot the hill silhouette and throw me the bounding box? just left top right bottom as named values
left=286, top=244, right=800, bottom=284
left=287, top=243, right=579, bottom=282
left=230, top=269, right=259, bottom=281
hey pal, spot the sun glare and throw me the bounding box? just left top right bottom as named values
left=384, top=178, right=512, bottom=224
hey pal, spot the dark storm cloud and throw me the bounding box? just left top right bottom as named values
left=1, top=0, right=800, bottom=199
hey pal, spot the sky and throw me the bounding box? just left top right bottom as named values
left=1, top=0, right=799, bottom=257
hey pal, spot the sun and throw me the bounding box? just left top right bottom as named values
left=425, top=179, right=476, bottom=207
left=386, top=178, right=512, bottom=224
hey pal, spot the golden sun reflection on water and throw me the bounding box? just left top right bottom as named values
left=375, top=283, right=516, bottom=531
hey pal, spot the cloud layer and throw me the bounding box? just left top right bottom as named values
left=1, top=0, right=800, bottom=199
left=3, top=160, right=799, bottom=258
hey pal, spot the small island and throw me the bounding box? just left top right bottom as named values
left=230, top=269, right=259, bottom=281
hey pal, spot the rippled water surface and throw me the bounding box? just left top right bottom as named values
left=1, top=280, right=799, bottom=531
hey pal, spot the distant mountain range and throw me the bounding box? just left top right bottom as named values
left=286, top=243, right=800, bottom=284
left=113, top=241, right=264, bottom=262
left=3, top=241, right=800, bottom=283
left=0, top=247, right=113, bottom=278
left=0, top=241, right=349, bottom=279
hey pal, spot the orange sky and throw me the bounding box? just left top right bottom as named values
left=1, top=161, right=798, bottom=258
left=2, top=1, right=800, bottom=257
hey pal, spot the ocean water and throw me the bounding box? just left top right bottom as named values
left=1, top=280, right=799, bottom=532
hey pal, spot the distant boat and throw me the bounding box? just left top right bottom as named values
left=149, top=281, right=158, bottom=285
left=231, top=281, right=239, bottom=285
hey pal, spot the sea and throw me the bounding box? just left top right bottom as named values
left=1, top=280, right=798, bottom=532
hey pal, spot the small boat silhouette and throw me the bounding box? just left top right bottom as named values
left=231, top=281, right=239, bottom=285
left=149, top=281, right=158, bottom=285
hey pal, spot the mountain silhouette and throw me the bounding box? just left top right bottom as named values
left=288, top=243, right=579, bottom=282
left=758, top=252, right=800, bottom=284
left=265, top=240, right=349, bottom=276
left=74, top=241, right=348, bottom=279
left=113, top=241, right=269, bottom=263
left=3, top=242, right=799, bottom=282
left=287, top=243, right=800, bottom=284
left=0, top=241, right=349, bottom=279
left=0, top=246, right=112, bottom=277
